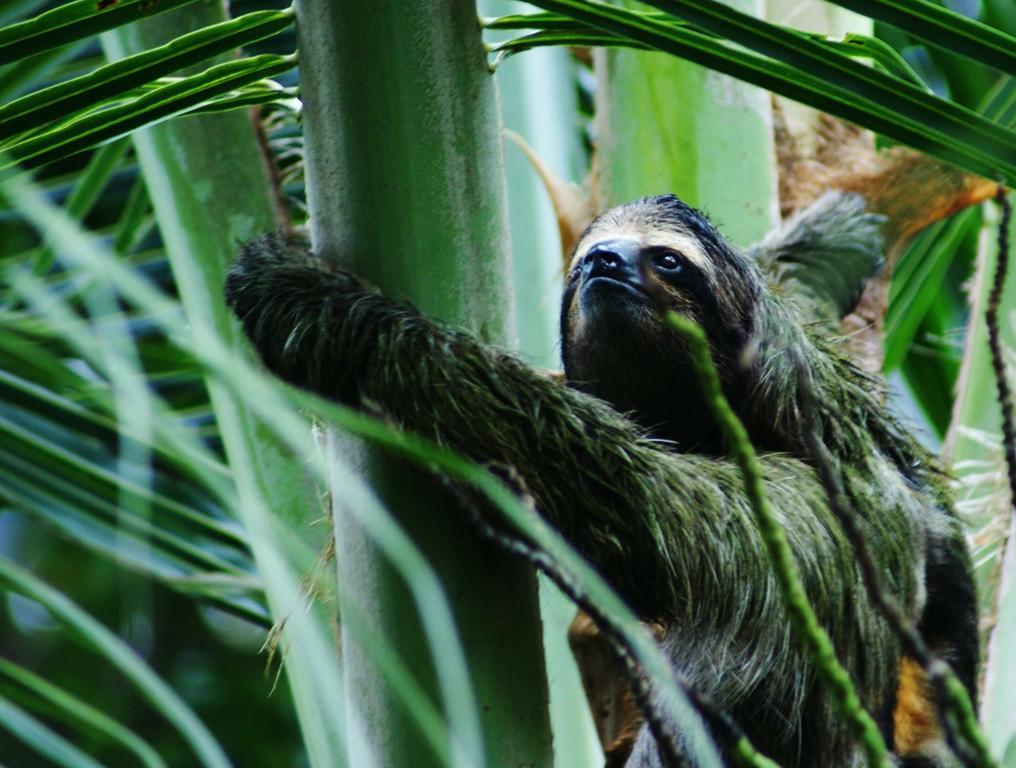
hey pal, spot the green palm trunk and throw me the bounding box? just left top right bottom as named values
left=594, top=0, right=778, bottom=245
left=295, top=2, right=553, bottom=766
left=486, top=8, right=601, bottom=762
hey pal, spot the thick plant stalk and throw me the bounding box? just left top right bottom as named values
left=486, top=0, right=582, bottom=370
left=593, top=0, right=778, bottom=246
left=101, top=7, right=348, bottom=767
left=293, top=2, right=553, bottom=767
left=483, top=2, right=602, bottom=763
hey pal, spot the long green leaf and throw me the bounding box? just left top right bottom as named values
left=486, top=8, right=694, bottom=30
left=493, top=28, right=646, bottom=56
left=0, top=0, right=49, bottom=27
left=0, top=557, right=232, bottom=768
left=491, top=15, right=929, bottom=86
left=0, top=694, right=105, bottom=768
left=825, top=0, right=1016, bottom=74
left=983, top=76, right=1016, bottom=129
left=0, top=9, right=294, bottom=141
left=0, top=657, right=167, bottom=768
left=518, top=0, right=1016, bottom=181
left=2, top=53, right=297, bottom=170
left=185, top=82, right=299, bottom=116
left=0, top=0, right=198, bottom=63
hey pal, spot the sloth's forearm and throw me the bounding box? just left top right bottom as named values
left=226, top=236, right=683, bottom=612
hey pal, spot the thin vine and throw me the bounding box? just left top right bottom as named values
left=987, top=186, right=1015, bottom=513
left=665, top=311, right=891, bottom=768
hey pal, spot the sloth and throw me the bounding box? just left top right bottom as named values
left=225, top=192, right=977, bottom=768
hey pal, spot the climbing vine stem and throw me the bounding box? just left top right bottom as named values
left=666, top=311, right=890, bottom=768
left=987, top=186, right=1015, bottom=514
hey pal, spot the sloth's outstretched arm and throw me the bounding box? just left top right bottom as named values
left=225, top=234, right=908, bottom=735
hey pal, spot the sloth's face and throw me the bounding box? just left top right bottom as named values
left=565, top=215, right=711, bottom=328
left=559, top=195, right=758, bottom=446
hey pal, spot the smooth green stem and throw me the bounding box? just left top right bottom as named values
left=593, top=0, right=777, bottom=244
left=294, top=1, right=552, bottom=766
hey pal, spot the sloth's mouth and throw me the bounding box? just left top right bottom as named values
left=583, top=275, right=650, bottom=301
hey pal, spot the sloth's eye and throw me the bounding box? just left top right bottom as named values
left=651, top=249, right=683, bottom=273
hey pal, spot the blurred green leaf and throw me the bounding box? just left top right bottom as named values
left=0, top=556, right=232, bottom=768
left=0, top=9, right=294, bottom=142
left=0, top=0, right=198, bottom=63
left=983, top=76, right=1016, bottom=128
left=886, top=209, right=980, bottom=371
left=0, top=693, right=106, bottom=768
left=0, top=656, right=167, bottom=768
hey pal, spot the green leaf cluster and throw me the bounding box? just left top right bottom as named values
left=1, top=0, right=1014, bottom=766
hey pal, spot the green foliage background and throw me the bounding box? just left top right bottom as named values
left=0, top=0, right=1014, bottom=766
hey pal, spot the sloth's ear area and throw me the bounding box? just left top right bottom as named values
left=748, top=192, right=885, bottom=325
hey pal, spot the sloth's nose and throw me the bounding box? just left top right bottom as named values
left=585, top=239, right=641, bottom=280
